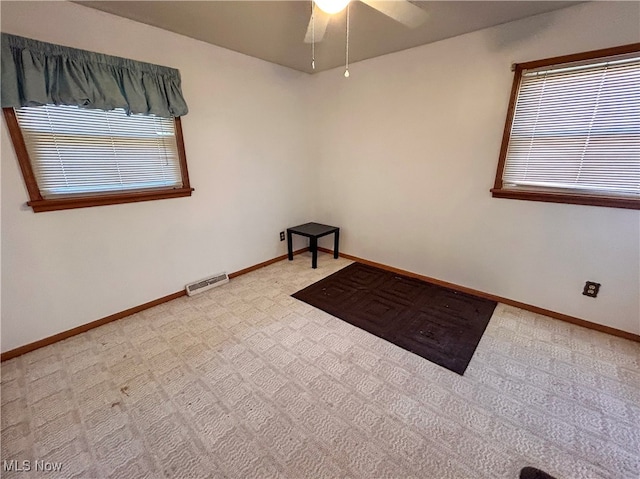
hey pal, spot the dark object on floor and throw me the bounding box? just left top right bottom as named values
left=292, top=262, right=496, bottom=375
left=287, top=222, right=340, bottom=269
left=520, top=466, right=558, bottom=479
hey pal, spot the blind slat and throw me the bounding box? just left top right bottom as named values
left=503, top=53, right=640, bottom=196
left=15, top=105, right=183, bottom=197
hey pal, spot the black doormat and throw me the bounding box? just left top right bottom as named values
left=292, top=262, right=497, bottom=375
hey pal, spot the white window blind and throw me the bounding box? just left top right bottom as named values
left=503, top=54, right=640, bottom=197
left=14, top=105, right=183, bottom=197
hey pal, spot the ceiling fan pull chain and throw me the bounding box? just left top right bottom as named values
left=344, top=3, right=350, bottom=77
left=311, top=0, right=316, bottom=70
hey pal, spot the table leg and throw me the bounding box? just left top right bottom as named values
left=311, top=237, right=318, bottom=269
left=334, top=229, right=340, bottom=259
left=287, top=230, right=293, bottom=260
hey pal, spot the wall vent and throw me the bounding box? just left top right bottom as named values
left=185, top=272, right=229, bottom=296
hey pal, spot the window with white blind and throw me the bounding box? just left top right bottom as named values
left=4, top=105, right=193, bottom=212
left=492, top=44, right=640, bottom=210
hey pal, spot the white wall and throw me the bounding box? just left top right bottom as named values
left=2, top=2, right=639, bottom=353
left=311, top=1, right=640, bottom=335
left=1, top=1, right=314, bottom=352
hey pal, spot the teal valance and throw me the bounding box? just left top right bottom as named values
left=1, top=33, right=188, bottom=117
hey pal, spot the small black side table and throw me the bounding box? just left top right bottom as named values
left=287, top=222, right=340, bottom=269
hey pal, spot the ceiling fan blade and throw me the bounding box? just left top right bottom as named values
left=359, top=0, right=428, bottom=28
left=304, top=7, right=331, bottom=43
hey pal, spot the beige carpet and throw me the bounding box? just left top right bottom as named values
left=1, top=253, right=639, bottom=479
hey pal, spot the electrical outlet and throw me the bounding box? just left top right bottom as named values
left=583, top=281, right=600, bottom=298
left=279, top=231, right=285, bottom=241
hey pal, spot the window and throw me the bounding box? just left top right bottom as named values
left=4, top=105, right=193, bottom=212
left=492, top=44, right=640, bottom=210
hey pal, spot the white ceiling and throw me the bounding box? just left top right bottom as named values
left=75, top=1, right=581, bottom=73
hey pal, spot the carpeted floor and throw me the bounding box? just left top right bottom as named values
left=1, top=253, right=639, bottom=478
left=292, top=262, right=496, bottom=375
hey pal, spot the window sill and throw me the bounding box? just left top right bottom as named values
left=491, top=188, right=640, bottom=210
left=27, top=187, right=194, bottom=213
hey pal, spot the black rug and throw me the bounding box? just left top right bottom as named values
left=292, top=262, right=497, bottom=375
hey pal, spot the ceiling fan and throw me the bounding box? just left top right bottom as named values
left=304, top=0, right=429, bottom=44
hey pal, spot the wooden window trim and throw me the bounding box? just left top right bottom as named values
left=3, top=107, right=194, bottom=213
left=491, top=43, right=640, bottom=210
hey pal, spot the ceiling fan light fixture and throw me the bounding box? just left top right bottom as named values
left=315, top=0, right=351, bottom=15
